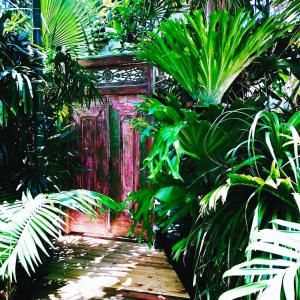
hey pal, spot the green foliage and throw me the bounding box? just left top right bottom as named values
left=0, top=12, right=97, bottom=126
left=2, top=0, right=101, bottom=55
left=44, top=47, right=97, bottom=113
left=107, top=0, right=183, bottom=50
left=186, top=110, right=300, bottom=297
left=224, top=1, right=300, bottom=109
left=130, top=93, right=300, bottom=297
left=138, top=9, right=290, bottom=104
left=0, top=189, right=123, bottom=282
left=15, top=125, right=83, bottom=194
left=2, top=2, right=300, bottom=300
left=41, top=0, right=100, bottom=55
left=0, top=12, right=98, bottom=195
left=220, top=218, right=300, bottom=300
left=129, top=96, right=257, bottom=247
left=128, top=182, right=197, bottom=245
left=0, top=12, right=40, bottom=127
left=106, top=4, right=300, bottom=299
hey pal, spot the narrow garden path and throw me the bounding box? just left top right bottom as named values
left=32, top=235, right=189, bottom=300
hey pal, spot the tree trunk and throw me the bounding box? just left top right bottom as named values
left=32, top=0, right=45, bottom=185
left=206, top=0, right=229, bottom=19
left=206, top=0, right=215, bottom=20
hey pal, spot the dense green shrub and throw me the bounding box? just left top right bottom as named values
left=129, top=2, right=300, bottom=298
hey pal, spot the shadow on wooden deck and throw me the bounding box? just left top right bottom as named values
left=32, top=235, right=190, bottom=300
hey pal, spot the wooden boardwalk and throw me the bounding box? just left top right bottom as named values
left=32, top=235, right=190, bottom=300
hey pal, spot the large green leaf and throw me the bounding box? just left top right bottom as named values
left=41, top=0, right=99, bottom=55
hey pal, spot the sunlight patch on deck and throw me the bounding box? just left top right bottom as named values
left=32, top=235, right=189, bottom=300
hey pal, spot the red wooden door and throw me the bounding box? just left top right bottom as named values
left=68, top=96, right=145, bottom=237
left=67, top=54, right=153, bottom=237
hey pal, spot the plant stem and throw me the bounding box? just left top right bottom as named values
left=6, top=278, right=11, bottom=300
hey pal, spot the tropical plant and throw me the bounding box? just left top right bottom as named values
left=2, top=0, right=102, bottom=55
left=187, top=0, right=300, bottom=17
left=1, top=1, right=100, bottom=190
left=130, top=98, right=300, bottom=297
left=44, top=47, right=97, bottom=113
left=138, top=9, right=291, bottom=105
left=41, top=0, right=101, bottom=55
left=126, top=2, right=300, bottom=299
left=0, top=189, right=123, bottom=298
left=16, top=124, right=83, bottom=194
left=219, top=218, right=300, bottom=300
left=129, top=96, right=258, bottom=245
left=0, top=11, right=39, bottom=127
left=107, top=0, right=183, bottom=50
left=0, top=12, right=98, bottom=195
left=223, top=0, right=300, bottom=108
left=184, top=110, right=300, bottom=297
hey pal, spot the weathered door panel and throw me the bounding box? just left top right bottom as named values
left=108, top=96, right=143, bottom=236
left=69, top=103, right=110, bottom=235
left=108, top=106, right=121, bottom=202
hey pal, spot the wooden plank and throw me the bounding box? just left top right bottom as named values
left=32, top=235, right=189, bottom=300
left=120, top=118, right=135, bottom=200
left=79, top=55, right=142, bottom=69
left=97, top=86, right=149, bottom=96
left=107, top=289, right=186, bottom=300
left=95, top=106, right=110, bottom=195
left=50, top=240, right=172, bottom=269
left=109, top=104, right=121, bottom=202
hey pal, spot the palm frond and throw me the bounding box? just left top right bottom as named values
left=0, top=189, right=123, bottom=281
left=41, top=0, right=99, bottom=55
left=220, top=219, right=300, bottom=300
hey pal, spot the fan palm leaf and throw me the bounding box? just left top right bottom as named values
left=138, top=9, right=291, bottom=105
left=0, top=189, right=123, bottom=281
left=41, top=0, right=99, bottom=55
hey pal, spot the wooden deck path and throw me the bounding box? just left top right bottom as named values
left=32, top=235, right=190, bottom=300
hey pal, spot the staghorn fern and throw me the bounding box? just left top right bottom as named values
left=138, top=9, right=291, bottom=105
left=0, top=189, right=123, bottom=281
